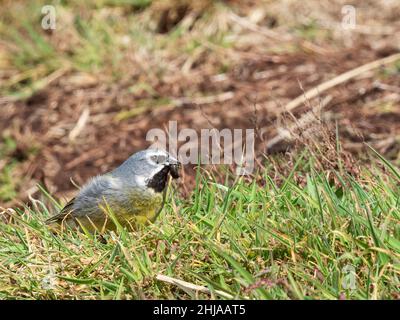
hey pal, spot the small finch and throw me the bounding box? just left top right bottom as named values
left=46, top=149, right=181, bottom=232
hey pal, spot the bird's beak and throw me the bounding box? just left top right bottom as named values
left=168, top=157, right=181, bottom=179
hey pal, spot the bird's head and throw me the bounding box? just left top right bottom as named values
left=113, top=149, right=181, bottom=192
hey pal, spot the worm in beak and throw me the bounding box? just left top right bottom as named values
left=169, top=162, right=181, bottom=179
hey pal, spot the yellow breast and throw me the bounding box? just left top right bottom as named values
left=67, top=189, right=165, bottom=232
left=115, top=188, right=164, bottom=225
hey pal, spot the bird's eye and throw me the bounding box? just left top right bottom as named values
left=151, top=155, right=166, bottom=164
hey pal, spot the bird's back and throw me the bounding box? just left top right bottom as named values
left=47, top=173, right=164, bottom=231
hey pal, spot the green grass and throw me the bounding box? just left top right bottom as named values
left=1, top=0, right=400, bottom=300
left=0, top=0, right=230, bottom=98
left=0, top=153, right=399, bottom=299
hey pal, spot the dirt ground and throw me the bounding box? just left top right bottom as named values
left=1, top=0, right=400, bottom=206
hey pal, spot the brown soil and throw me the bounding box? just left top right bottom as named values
left=1, top=2, right=400, bottom=206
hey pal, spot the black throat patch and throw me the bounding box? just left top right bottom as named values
left=146, top=166, right=170, bottom=193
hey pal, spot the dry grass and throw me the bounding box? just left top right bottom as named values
left=0, top=0, right=400, bottom=206
left=0, top=150, right=399, bottom=299
left=0, top=0, right=399, bottom=300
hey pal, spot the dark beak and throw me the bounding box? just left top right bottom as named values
left=168, top=159, right=181, bottom=179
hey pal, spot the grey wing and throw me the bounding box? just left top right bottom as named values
left=72, top=175, right=121, bottom=214
left=45, top=175, right=122, bottom=224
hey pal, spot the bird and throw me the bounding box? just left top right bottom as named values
left=46, top=149, right=181, bottom=232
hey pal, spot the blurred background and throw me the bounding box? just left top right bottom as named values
left=1, top=0, right=399, bottom=207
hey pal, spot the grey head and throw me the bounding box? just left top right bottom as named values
left=111, top=149, right=181, bottom=193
